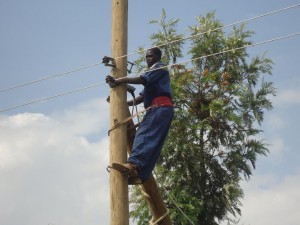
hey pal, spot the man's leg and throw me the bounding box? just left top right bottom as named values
left=128, top=107, right=174, bottom=181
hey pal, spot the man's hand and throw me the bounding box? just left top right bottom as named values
left=106, top=96, right=110, bottom=103
left=106, top=75, right=118, bottom=88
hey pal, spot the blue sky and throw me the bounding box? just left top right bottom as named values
left=0, top=1, right=300, bottom=225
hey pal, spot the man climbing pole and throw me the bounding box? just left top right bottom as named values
left=106, top=47, right=174, bottom=185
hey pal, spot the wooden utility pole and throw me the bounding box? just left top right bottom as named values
left=108, top=1, right=172, bottom=224
left=109, top=0, right=129, bottom=225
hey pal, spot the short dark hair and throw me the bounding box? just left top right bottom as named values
left=149, top=47, right=162, bottom=60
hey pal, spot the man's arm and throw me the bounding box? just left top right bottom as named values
left=127, top=95, right=143, bottom=106
left=106, top=75, right=144, bottom=106
left=106, top=75, right=145, bottom=86
left=106, top=94, right=143, bottom=106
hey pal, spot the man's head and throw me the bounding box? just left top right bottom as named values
left=146, top=47, right=162, bottom=67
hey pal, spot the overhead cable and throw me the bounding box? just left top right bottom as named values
left=1, top=31, right=299, bottom=113
left=0, top=62, right=102, bottom=93
left=120, top=3, right=300, bottom=61
left=0, top=3, right=299, bottom=94
left=124, top=31, right=300, bottom=79
left=0, top=82, right=105, bottom=113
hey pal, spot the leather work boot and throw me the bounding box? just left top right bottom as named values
left=110, top=162, right=139, bottom=177
left=121, top=163, right=139, bottom=177
left=122, top=163, right=138, bottom=177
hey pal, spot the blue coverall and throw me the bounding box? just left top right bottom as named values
left=127, top=62, right=174, bottom=182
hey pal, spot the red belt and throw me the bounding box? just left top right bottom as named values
left=151, top=96, right=174, bottom=107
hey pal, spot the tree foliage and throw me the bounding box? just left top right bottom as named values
left=130, top=10, right=275, bottom=225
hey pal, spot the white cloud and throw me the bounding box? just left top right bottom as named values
left=262, top=113, right=289, bottom=162
left=238, top=171, right=300, bottom=225
left=52, top=98, right=110, bottom=135
left=0, top=98, right=114, bottom=225
left=273, top=88, right=300, bottom=106
left=265, top=113, right=284, bottom=131
left=3, top=96, right=297, bottom=225
left=268, top=137, right=286, bottom=159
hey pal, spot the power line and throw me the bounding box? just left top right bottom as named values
left=1, top=3, right=299, bottom=94
left=0, top=62, right=102, bottom=93
left=1, top=31, right=299, bottom=113
left=124, top=31, right=300, bottom=79
left=121, top=3, right=300, bottom=60
left=0, top=82, right=105, bottom=113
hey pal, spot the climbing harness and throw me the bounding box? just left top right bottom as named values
left=108, top=96, right=174, bottom=135
left=108, top=105, right=152, bottom=136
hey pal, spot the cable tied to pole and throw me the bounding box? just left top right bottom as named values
left=149, top=210, right=170, bottom=225
left=140, top=186, right=170, bottom=225
left=141, top=189, right=151, bottom=199
left=153, top=171, right=195, bottom=225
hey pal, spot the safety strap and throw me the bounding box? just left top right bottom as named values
left=141, top=188, right=170, bottom=225
left=149, top=210, right=170, bottom=225
left=108, top=106, right=152, bottom=135
left=108, top=103, right=174, bottom=135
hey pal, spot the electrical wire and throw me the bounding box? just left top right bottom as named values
left=0, top=3, right=299, bottom=94
left=0, top=82, right=105, bottom=113
left=0, top=62, right=102, bottom=93
left=1, top=31, right=299, bottom=113
left=153, top=171, right=195, bottom=225
left=123, top=31, right=300, bottom=79
left=119, top=3, right=300, bottom=61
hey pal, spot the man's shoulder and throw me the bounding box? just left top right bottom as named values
left=153, top=62, right=168, bottom=72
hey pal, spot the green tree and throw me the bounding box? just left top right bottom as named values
left=130, top=10, right=275, bottom=225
